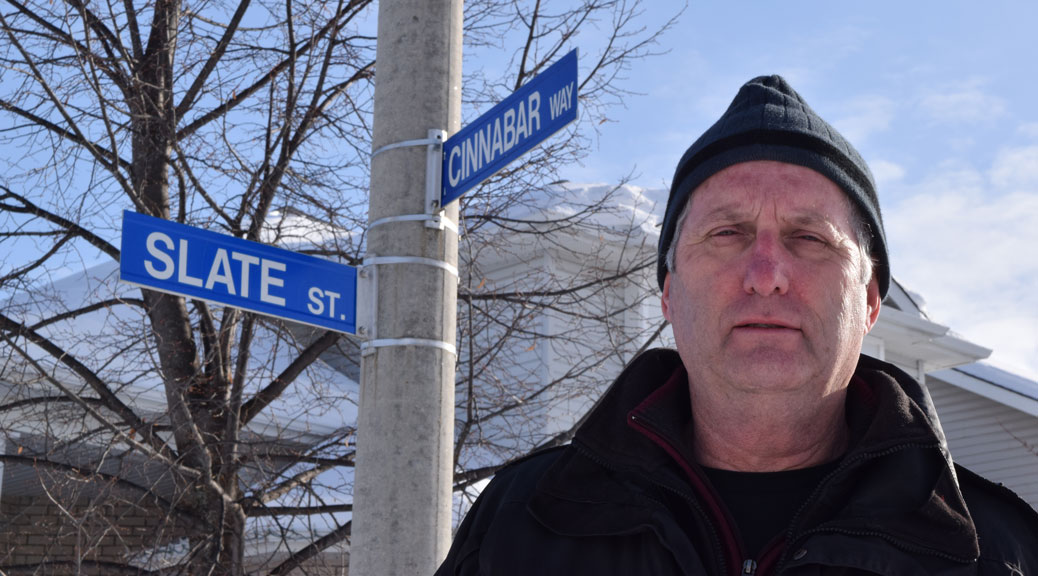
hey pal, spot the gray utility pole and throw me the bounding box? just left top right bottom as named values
left=350, top=1, right=463, bottom=575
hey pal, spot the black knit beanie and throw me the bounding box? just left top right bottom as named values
left=657, top=75, right=890, bottom=299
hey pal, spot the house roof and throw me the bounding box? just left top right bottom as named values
left=879, top=278, right=1038, bottom=413
left=930, top=362, right=1038, bottom=416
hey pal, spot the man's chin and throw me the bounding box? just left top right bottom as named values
left=720, top=351, right=816, bottom=389
left=725, top=342, right=807, bottom=364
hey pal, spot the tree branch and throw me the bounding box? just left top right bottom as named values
left=0, top=453, right=182, bottom=515
left=0, top=186, right=121, bottom=260
left=175, top=0, right=253, bottom=118
left=239, top=329, right=340, bottom=425
left=0, top=231, right=72, bottom=284
left=0, top=315, right=168, bottom=457
left=245, top=503, right=352, bottom=517
left=175, top=0, right=373, bottom=140
left=268, top=520, right=350, bottom=576
left=461, top=256, right=653, bottom=301
left=0, top=99, right=131, bottom=172
left=0, top=560, right=161, bottom=576
left=0, top=10, right=138, bottom=204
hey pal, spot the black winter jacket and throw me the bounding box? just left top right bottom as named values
left=435, top=349, right=1038, bottom=576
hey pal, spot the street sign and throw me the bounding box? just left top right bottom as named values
left=441, top=48, right=578, bottom=207
left=119, top=211, right=358, bottom=334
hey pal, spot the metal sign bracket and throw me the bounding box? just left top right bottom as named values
left=424, top=128, right=447, bottom=226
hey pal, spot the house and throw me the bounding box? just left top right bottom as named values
left=865, top=281, right=1038, bottom=507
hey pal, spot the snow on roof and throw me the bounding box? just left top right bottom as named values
left=943, top=362, right=1038, bottom=402
left=259, top=207, right=359, bottom=253
left=498, top=182, right=667, bottom=237
left=558, top=182, right=667, bottom=235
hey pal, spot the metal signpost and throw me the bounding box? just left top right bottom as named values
left=439, top=48, right=579, bottom=209
left=120, top=210, right=359, bottom=335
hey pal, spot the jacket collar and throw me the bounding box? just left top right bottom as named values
left=532, top=349, right=980, bottom=565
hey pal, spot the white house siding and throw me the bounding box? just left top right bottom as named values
left=453, top=254, right=552, bottom=468
left=926, top=376, right=1038, bottom=510
left=540, top=252, right=657, bottom=437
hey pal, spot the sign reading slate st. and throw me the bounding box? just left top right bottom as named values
left=120, top=211, right=358, bottom=334
left=441, top=49, right=578, bottom=207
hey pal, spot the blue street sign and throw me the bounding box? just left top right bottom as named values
left=441, top=49, right=578, bottom=207
left=119, top=211, right=358, bottom=334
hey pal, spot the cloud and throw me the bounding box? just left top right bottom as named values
left=832, top=95, right=896, bottom=145
left=869, top=159, right=905, bottom=187
left=918, top=80, right=1006, bottom=125
left=1018, top=123, right=1038, bottom=139
left=990, top=145, right=1038, bottom=190
left=884, top=152, right=1038, bottom=380
left=784, top=25, right=872, bottom=78
left=961, top=316, right=1038, bottom=381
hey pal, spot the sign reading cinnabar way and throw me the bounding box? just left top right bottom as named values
left=119, top=211, right=358, bottom=334
left=441, top=49, right=578, bottom=207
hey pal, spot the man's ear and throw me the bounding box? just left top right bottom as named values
left=661, top=272, right=673, bottom=322
left=864, top=275, right=882, bottom=334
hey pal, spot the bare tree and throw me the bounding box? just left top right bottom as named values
left=0, top=0, right=679, bottom=573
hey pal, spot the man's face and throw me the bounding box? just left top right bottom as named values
left=662, top=160, right=881, bottom=399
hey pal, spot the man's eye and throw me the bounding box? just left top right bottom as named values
left=795, top=233, right=825, bottom=243
left=793, top=235, right=826, bottom=247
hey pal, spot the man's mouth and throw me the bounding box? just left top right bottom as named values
left=733, top=321, right=801, bottom=333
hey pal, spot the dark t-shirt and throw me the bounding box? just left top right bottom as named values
left=703, top=461, right=839, bottom=558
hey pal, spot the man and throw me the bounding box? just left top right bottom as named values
left=434, top=76, right=1038, bottom=575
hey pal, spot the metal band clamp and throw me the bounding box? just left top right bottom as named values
left=363, top=255, right=458, bottom=279
left=371, top=133, right=443, bottom=158
left=360, top=337, right=457, bottom=357
left=368, top=213, right=459, bottom=235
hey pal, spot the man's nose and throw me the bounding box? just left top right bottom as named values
left=742, top=235, right=790, bottom=296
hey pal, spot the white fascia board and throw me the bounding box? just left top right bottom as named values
left=871, top=307, right=991, bottom=371
left=876, top=306, right=949, bottom=337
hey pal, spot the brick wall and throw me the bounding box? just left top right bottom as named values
left=0, top=493, right=186, bottom=575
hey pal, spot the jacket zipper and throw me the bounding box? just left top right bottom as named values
left=742, top=559, right=757, bottom=575
left=622, top=415, right=743, bottom=576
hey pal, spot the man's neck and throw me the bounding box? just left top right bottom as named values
left=689, top=385, right=850, bottom=472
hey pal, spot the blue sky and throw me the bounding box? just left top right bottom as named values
left=564, top=1, right=1038, bottom=380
